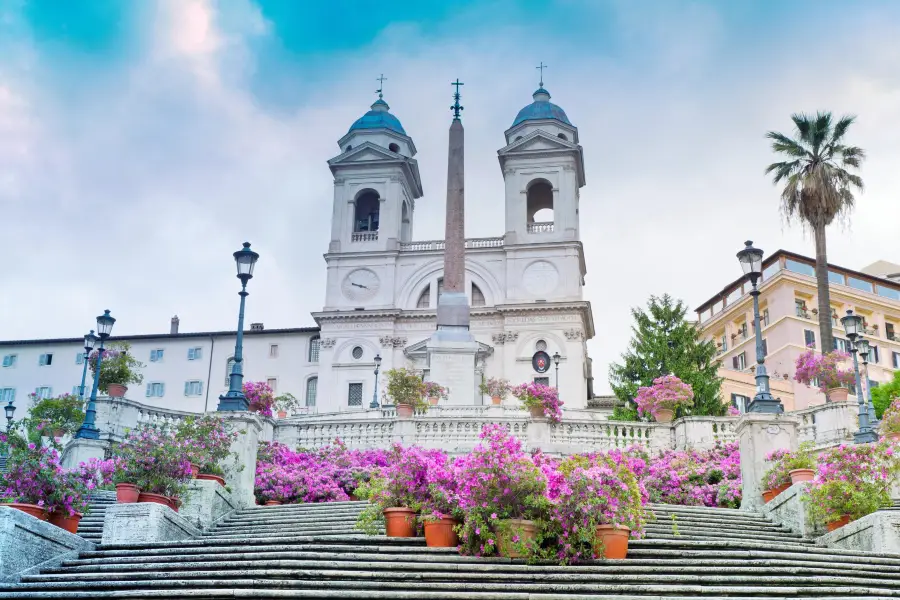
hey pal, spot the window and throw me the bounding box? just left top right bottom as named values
left=416, top=286, right=431, bottom=308
left=75, top=353, right=85, bottom=365
left=762, top=308, right=770, bottom=327
left=146, top=382, right=165, bottom=398
left=184, top=381, right=203, bottom=396
left=188, top=347, right=202, bottom=361
left=834, top=337, right=850, bottom=353
left=731, top=393, right=751, bottom=413
left=353, top=190, right=380, bottom=233
left=225, top=357, right=236, bottom=385
left=535, top=340, right=548, bottom=352
left=804, top=329, right=816, bottom=349
left=267, top=377, right=278, bottom=392
left=472, top=284, right=486, bottom=307
left=348, top=382, right=363, bottom=406
left=719, top=335, right=727, bottom=353
left=887, top=323, right=897, bottom=341
left=893, top=352, right=900, bottom=369
left=732, top=352, right=747, bottom=370
left=269, top=344, right=279, bottom=359
left=0, top=388, right=14, bottom=403
left=309, top=336, right=320, bottom=363
left=1, top=354, right=16, bottom=368
left=762, top=262, right=781, bottom=281
left=876, top=285, right=900, bottom=301
left=794, top=299, right=809, bottom=318
left=761, top=339, right=768, bottom=356
left=352, top=346, right=364, bottom=360
left=526, top=179, right=554, bottom=227
left=306, top=377, right=318, bottom=407
left=150, top=349, right=164, bottom=362
left=847, top=276, right=874, bottom=293
left=828, top=271, right=846, bottom=286
left=726, top=287, right=741, bottom=305
left=868, top=345, right=880, bottom=364
left=38, top=353, right=53, bottom=366
left=34, top=386, right=52, bottom=400
left=388, top=142, right=400, bottom=153
left=71, top=385, right=82, bottom=396
left=785, top=259, right=815, bottom=277
left=534, top=377, right=550, bottom=386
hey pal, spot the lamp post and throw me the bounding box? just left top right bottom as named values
left=856, top=338, right=879, bottom=428
left=370, top=354, right=383, bottom=409
left=4, top=400, right=15, bottom=435
left=841, top=310, right=878, bottom=443
left=218, top=242, right=260, bottom=411
left=552, top=352, right=561, bottom=389
left=736, top=241, right=783, bottom=413
left=78, top=330, right=98, bottom=400
left=76, top=310, right=116, bottom=439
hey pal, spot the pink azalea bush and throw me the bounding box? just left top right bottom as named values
left=423, top=382, right=448, bottom=401
left=479, top=377, right=512, bottom=399
left=643, top=442, right=742, bottom=508
left=794, top=349, right=855, bottom=393
left=511, top=382, right=563, bottom=423
left=175, top=415, right=239, bottom=476
left=113, top=425, right=193, bottom=497
left=634, top=375, right=694, bottom=420
left=244, top=381, right=275, bottom=417
left=0, top=434, right=61, bottom=509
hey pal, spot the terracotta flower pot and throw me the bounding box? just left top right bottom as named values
left=166, top=497, right=179, bottom=512
left=773, top=482, right=791, bottom=497
left=789, top=468, right=815, bottom=484
left=196, top=474, right=226, bottom=487
left=762, top=489, right=775, bottom=503
left=265, top=500, right=282, bottom=506
left=423, top=517, right=459, bottom=547
left=529, top=406, right=545, bottom=419
left=496, top=518, right=537, bottom=558
left=49, top=509, right=83, bottom=534
left=826, top=387, right=849, bottom=403
left=383, top=507, right=417, bottom=537
left=189, top=464, right=200, bottom=478
left=594, top=524, right=630, bottom=559
left=655, top=408, right=674, bottom=423
left=115, top=483, right=140, bottom=503
left=107, top=383, right=128, bottom=398
left=137, top=492, right=171, bottom=507
left=396, top=403, right=414, bottom=418
left=53, top=428, right=66, bottom=438
left=491, top=395, right=502, bottom=405
left=827, top=514, right=852, bottom=532
left=277, top=410, right=288, bottom=419
left=428, top=396, right=439, bottom=406
left=6, top=503, right=49, bottom=521
left=887, top=432, right=900, bottom=442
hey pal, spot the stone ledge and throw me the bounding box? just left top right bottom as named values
left=0, top=506, right=94, bottom=582
left=179, top=479, right=239, bottom=531
left=761, top=482, right=824, bottom=539
left=816, top=510, right=900, bottom=554
left=101, top=502, right=201, bottom=545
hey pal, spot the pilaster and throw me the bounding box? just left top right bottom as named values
left=736, top=412, right=799, bottom=511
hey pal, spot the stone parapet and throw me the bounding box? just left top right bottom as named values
left=816, top=510, right=900, bottom=553
left=0, top=506, right=93, bottom=582
left=179, top=479, right=239, bottom=531
left=102, top=503, right=200, bottom=546
left=761, top=482, right=825, bottom=539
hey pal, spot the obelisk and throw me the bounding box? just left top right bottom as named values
left=428, top=79, right=479, bottom=405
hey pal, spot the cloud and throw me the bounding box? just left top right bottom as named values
left=2, top=0, right=900, bottom=395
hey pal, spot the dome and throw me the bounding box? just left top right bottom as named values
left=348, top=98, right=407, bottom=136
left=511, top=88, right=571, bottom=128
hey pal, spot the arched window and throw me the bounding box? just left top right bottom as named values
left=472, top=283, right=486, bottom=306
left=526, top=179, right=554, bottom=229
left=354, top=190, right=380, bottom=232
left=557, top=133, right=568, bottom=141
left=416, top=284, right=431, bottom=308
left=345, top=145, right=352, bottom=152
left=437, top=277, right=444, bottom=298
left=308, top=335, right=320, bottom=363
left=388, top=142, right=400, bottom=153
left=225, top=357, right=236, bottom=386
left=306, top=377, right=318, bottom=407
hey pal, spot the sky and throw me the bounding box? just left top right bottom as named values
left=3, top=0, right=900, bottom=394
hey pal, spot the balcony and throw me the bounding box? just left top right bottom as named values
left=796, top=308, right=811, bottom=319
left=527, top=221, right=554, bottom=234
left=351, top=231, right=378, bottom=243
left=399, top=237, right=504, bottom=252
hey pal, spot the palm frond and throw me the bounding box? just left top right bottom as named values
left=831, top=115, right=857, bottom=144
left=791, top=113, right=813, bottom=144
left=811, top=112, right=832, bottom=154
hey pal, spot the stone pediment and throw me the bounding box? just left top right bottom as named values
left=404, top=337, right=494, bottom=360
left=328, top=142, right=402, bottom=164
left=498, top=130, right=576, bottom=155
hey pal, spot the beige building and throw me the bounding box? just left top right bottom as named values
left=696, top=251, right=900, bottom=412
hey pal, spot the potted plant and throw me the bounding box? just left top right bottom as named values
left=633, top=375, right=694, bottom=423
left=244, top=381, right=276, bottom=417
left=26, top=394, right=85, bottom=441
left=273, top=393, right=300, bottom=419
left=385, top=368, right=426, bottom=418
left=175, top=415, right=239, bottom=487
left=420, top=457, right=463, bottom=548
left=423, top=382, right=447, bottom=406
left=479, top=378, right=511, bottom=405
left=0, top=432, right=59, bottom=521
left=115, top=425, right=192, bottom=508
left=48, top=470, right=90, bottom=534
left=784, top=442, right=816, bottom=485
left=455, top=425, right=548, bottom=559
left=760, top=448, right=791, bottom=501
left=880, top=398, right=900, bottom=442
left=511, top=382, right=563, bottom=424
left=89, top=342, right=144, bottom=398
left=794, top=349, right=855, bottom=402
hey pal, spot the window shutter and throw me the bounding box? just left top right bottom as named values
left=146, top=384, right=151, bottom=397
left=732, top=356, right=738, bottom=369
left=184, top=382, right=189, bottom=396
left=198, top=382, right=203, bottom=395
left=160, top=383, right=165, bottom=395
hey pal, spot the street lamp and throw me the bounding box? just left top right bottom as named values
left=841, top=309, right=877, bottom=443
left=76, top=310, right=116, bottom=439
left=370, top=354, right=383, bottom=409
left=736, top=241, right=782, bottom=413
left=4, top=400, right=15, bottom=434
left=856, top=338, right=879, bottom=428
left=218, top=242, right=260, bottom=411
left=78, top=330, right=98, bottom=400
left=553, top=352, right=561, bottom=389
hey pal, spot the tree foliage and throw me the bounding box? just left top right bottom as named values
left=608, top=295, right=723, bottom=420
left=873, top=370, right=900, bottom=419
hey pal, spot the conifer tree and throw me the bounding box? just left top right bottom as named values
left=609, top=294, right=723, bottom=419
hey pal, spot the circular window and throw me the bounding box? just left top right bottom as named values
left=535, top=340, right=547, bottom=352
left=389, top=142, right=400, bottom=153
left=351, top=346, right=363, bottom=360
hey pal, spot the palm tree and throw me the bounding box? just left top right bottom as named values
left=765, top=112, right=865, bottom=353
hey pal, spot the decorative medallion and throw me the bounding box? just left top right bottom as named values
left=532, top=350, right=551, bottom=374
left=522, top=261, right=559, bottom=296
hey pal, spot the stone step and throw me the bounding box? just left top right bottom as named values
left=649, top=511, right=775, bottom=527
left=216, top=515, right=363, bottom=527
left=209, top=522, right=363, bottom=534
left=225, top=508, right=366, bottom=521
left=644, top=519, right=796, bottom=534
left=96, top=534, right=424, bottom=551
left=642, top=526, right=806, bottom=544
left=234, top=501, right=368, bottom=514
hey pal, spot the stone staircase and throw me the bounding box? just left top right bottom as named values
left=4, top=500, right=900, bottom=598
left=74, top=491, right=117, bottom=544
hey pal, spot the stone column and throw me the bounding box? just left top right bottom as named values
left=214, top=412, right=265, bottom=508
left=736, top=413, right=799, bottom=511
left=61, top=438, right=108, bottom=469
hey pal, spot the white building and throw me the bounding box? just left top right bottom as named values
left=0, top=85, right=598, bottom=416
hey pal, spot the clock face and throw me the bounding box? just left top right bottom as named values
left=341, top=269, right=380, bottom=302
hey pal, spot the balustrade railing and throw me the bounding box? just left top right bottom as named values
left=351, top=231, right=378, bottom=242
left=526, top=221, right=554, bottom=234
left=399, top=237, right=504, bottom=252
